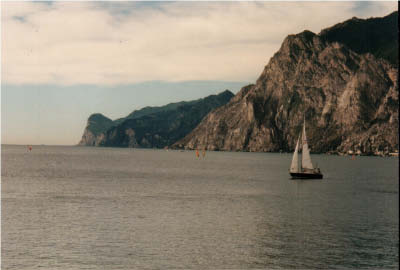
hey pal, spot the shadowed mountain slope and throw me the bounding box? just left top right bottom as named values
left=79, top=90, right=234, bottom=148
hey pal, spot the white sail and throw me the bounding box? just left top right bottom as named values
left=301, top=119, right=314, bottom=170
left=290, top=135, right=301, bottom=173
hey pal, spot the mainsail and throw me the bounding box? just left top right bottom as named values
left=301, top=119, right=314, bottom=170
left=290, top=135, right=300, bottom=173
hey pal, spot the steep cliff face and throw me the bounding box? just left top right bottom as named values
left=78, top=90, right=234, bottom=148
left=78, top=114, right=114, bottom=146
left=173, top=24, right=398, bottom=155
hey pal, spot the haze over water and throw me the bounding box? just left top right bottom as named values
left=1, top=145, right=398, bottom=269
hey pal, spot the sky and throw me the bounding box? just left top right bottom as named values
left=1, top=1, right=398, bottom=145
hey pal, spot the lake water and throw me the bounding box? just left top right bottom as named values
left=1, top=145, right=398, bottom=269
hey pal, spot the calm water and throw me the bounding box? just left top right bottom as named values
left=1, top=145, right=398, bottom=269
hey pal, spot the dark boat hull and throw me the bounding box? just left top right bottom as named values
left=290, top=172, right=323, bottom=179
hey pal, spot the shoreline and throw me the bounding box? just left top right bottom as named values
left=3, top=144, right=398, bottom=157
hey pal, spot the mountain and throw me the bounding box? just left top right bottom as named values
left=173, top=12, right=398, bottom=156
left=319, top=11, right=398, bottom=67
left=78, top=90, right=234, bottom=148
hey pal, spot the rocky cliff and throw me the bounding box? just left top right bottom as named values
left=78, top=90, right=234, bottom=148
left=173, top=13, right=398, bottom=155
left=320, top=11, right=398, bottom=67
left=79, top=113, right=114, bottom=146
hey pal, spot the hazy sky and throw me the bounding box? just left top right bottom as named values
left=1, top=1, right=397, bottom=145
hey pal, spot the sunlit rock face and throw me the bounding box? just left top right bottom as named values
left=173, top=13, right=398, bottom=155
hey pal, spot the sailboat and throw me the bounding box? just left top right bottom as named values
left=289, top=118, right=323, bottom=179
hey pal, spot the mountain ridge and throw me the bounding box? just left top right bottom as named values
left=78, top=90, right=234, bottom=148
left=319, top=11, right=398, bottom=67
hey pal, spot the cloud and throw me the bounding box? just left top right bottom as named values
left=1, top=1, right=397, bottom=85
